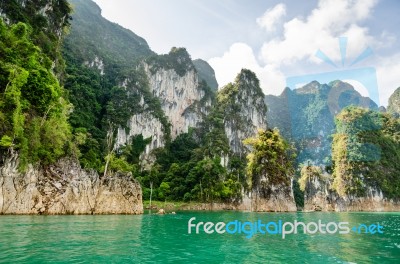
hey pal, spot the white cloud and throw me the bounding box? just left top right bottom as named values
left=376, top=53, right=400, bottom=107
left=261, top=0, right=378, bottom=65
left=208, top=0, right=400, bottom=106
left=256, top=3, right=286, bottom=32
left=208, top=43, right=285, bottom=95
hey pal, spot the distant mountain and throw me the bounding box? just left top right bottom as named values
left=265, top=80, right=378, bottom=165
left=66, top=0, right=154, bottom=65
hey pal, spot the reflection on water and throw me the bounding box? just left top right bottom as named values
left=0, top=212, right=399, bottom=263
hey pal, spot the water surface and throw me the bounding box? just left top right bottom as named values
left=0, top=212, right=399, bottom=263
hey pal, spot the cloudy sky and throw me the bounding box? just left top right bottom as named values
left=92, top=0, right=399, bottom=106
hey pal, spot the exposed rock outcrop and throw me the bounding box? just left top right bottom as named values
left=388, top=87, right=400, bottom=116
left=251, top=181, right=297, bottom=212
left=143, top=59, right=208, bottom=140
left=115, top=50, right=213, bottom=165
left=220, top=69, right=267, bottom=154
left=304, top=176, right=400, bottom=212
left=0, top=156, right=143, bottom=215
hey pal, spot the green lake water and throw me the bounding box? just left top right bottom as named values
left=0, top=211, right=399, bottom=263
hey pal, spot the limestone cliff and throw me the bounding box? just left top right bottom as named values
left=116, top=48, right=213, bottom=163
left=143, top=60, right=205, bottom=140
left=251, top=183, right=297, bottom=212
left=303, top=175, right=400, bottom=212
left=388, top=87, right=400, bottom=116
left=219, top=69, right=267, bottom=155
left=0, top=156, right=143, bottom=215
left=217, top=70, right=295, bottom=211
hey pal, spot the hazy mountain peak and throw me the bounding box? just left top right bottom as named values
left=66, top=0, right=153, bottom=65
left=193, top=59, right=218, bottom=90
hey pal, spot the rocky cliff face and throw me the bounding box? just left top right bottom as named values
left=0, top=156, right=143, bottom=215
left=219, top=69, right=267, bottom=154
left=388, top=87, right=400, bottom=116
left=115, top=49, right=214, bottom=163
left=143, top=59, right=207, bottom=139
left=265, top=80, right=378, bottom=165
left=251, top=182, right=297, bottom=212
left=303, top=176, right=400, bottom=211
left=217, top=70, right=295, bottom=211
left=116, top=112, right=165, bottom=160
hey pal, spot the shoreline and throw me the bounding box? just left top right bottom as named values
left=1, top=201, right=399, bottom=215
left=142, top=200, right=400, bottom=213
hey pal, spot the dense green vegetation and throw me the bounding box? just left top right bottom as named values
left=66, top=0, right=153, bottom=66
left=136, top=129, right=242, bottom=203
left=146, top=47, right=194, bottom=77
left=2, top=0, right=399, bottom=208
left=244, top=129, right=296, bottom=190
left=0, top=0, right=71, bottom=75
left=265, top=80, right=379, bottom=165
left=332, top=106, right=400, bottom=198
left=299, top=165, right=323, bottom=191
left=0, top=20, right=74, bottom=169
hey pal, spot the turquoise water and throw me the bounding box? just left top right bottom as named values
left=0, top=212, right=399, bottom=263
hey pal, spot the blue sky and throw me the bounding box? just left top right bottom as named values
left=92, top=0, right=400, bottom=106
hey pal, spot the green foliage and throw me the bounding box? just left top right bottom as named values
left=0, top=20, right=73, bottom=169
left=137, top=128, right=242, bottom=203
left=200, top=109, right=230, bottom=159
left=265, top=81, right=379, bottom=166
left=299, top=165, right=323, bottom=191
left=332, top=106, right=400, bottom=198
left=0, top=135, right=13, bottom=148
left=65, top=0, right=153, bottom=68
left=63, top=43, right=170, bottom=171
left=0, top=0, right=72, bottom=75
left=387, top=87, right=400, bottom=117
left=104, top=153, right=134, bottom=174
left=158, top=182, right=171, bottom=201
left=146, top=47, right=194, bottom=77
left=244, top=129, right=296, bottom=189
left=186, top=157, right=227, bottom=202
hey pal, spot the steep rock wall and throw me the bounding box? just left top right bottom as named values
left=115, top=61, right=210, bottom=163
left=251, top=180, right=297, bottom=212
left=304, top=176, right=400, bottom=211
left=0, top=156, right=143, bottom=215
left=143, top=63, right=206, bottom=139
left=221, top=70, right=267, bottom=154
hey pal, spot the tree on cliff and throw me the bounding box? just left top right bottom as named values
left=244, top=129, right=296, bottom=191
left=0, top=20, right=74, bottom=169
left=332, top=106, right=400, bottom=198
